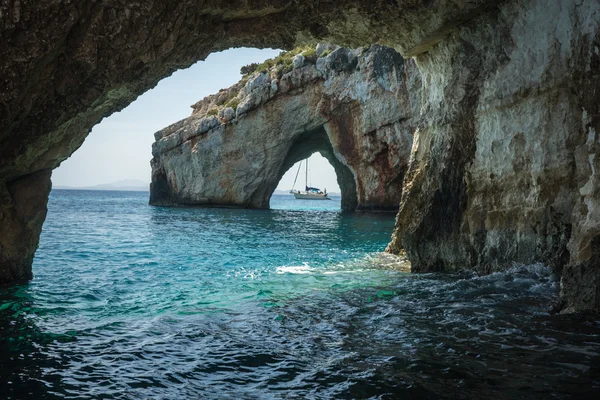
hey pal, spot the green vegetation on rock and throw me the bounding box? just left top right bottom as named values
left=303, top=47, right=317, bottom=63
left=201, top=45, right=330, bottom=119
left=225, top=98, right=241, bottom=112
left=240, top=45, right=319, bottom=77
left=240, top=63, right=260, bottom=75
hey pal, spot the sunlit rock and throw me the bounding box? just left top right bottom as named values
left=316, top=43, right=338, bottom=57
left=150, top=45, right=420, bottom=212
left=292, top=54, right=305, bottom=69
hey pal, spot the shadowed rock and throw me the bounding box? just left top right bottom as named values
left=386, top=0, right=600, bottom=313
left=0, top=170, right=52, bottom=282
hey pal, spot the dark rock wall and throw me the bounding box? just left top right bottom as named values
left=386, top=0, right=600, bottom=312
left=0, top=170, right=52, bottom=282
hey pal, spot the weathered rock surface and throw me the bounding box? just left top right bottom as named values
left=386, top=0, right=600, bottom=313
left=150, top=46, right=420, bottom=212
left=0, top=170, right=52, bottom=282
left=2, top=0, right=600, bottom=313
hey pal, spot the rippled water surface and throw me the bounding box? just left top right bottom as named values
left=1, top=189, right=600, bottom=399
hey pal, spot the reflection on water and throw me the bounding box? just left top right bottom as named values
left=0, top=190, right=598, bottom=399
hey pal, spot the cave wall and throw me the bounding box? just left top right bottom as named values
left=387, top=0, right=600, bottom=312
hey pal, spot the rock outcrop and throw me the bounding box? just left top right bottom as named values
left=0, top=170, right=52, bottom=282
left=387, top=0, right=600, bottom=313
left=150, top=45, right=420, bottom=212
left=1, top=0, right=600, bottom=313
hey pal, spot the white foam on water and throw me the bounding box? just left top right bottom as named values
left=274, top=252, right=410, bottom=276
left=275, top=263, right=315, bottom=274
left=322, top=269, right=367, bottom=275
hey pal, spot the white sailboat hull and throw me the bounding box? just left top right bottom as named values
left=290, top=158, right=330, bottom=200
left=292, top=192, right=331, bottom=200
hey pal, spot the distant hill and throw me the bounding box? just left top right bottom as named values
left=53, top=179, right=149, bottom=192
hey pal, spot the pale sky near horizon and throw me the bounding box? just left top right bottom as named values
left=53, top=48, right=342, bottom=193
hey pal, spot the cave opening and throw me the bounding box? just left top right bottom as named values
left=266, top=126, right=358, bottom=212
left=51, top=47, right=282, bottom=191
left=3, top=3, right=600, bottom=398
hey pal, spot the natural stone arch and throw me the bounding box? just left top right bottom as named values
left=275, top=127, right=358, bottom=212
left=2, top=1, right=600, bottom=312
left=151, top=124, right=361, bottom=211
left=149, top=46, right=418, bottom=213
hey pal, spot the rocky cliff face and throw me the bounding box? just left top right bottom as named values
left=1, top=0, right=600, bottom=313
left=150, top=45, right=420, bottom=212
left=386, top=0, right=600, bottom=313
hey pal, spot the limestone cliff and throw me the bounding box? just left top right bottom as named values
left=386, top=0, right=600, bottom=313
left=150, top=45, right=420, bottom=212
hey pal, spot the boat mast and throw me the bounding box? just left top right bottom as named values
left=291, top=160, right=302, bottom=191
left=305, top=158, right=308, bottom=190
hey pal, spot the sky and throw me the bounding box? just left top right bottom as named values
left=52, top=48, right=342, bottom=193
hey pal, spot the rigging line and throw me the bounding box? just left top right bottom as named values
left=292, top=160, right=302, bottom=190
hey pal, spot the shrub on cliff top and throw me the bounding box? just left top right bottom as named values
left=240, top=63, right=260, bottom=75
left=302, top=47, right=318, bottom=63
left=240, top=45, right=318, bottom=77
left=225, top=98, right=241, bottom=112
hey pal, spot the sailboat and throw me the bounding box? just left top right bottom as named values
left=289, top=158, right=331, bottom=200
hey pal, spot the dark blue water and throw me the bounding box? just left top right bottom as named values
left=1, top=190, right=600, bottom=399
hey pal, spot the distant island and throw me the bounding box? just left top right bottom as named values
left=53, top=179, right=149, bottom=192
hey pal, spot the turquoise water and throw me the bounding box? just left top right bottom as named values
left=1, top=189, right=600, bottom=399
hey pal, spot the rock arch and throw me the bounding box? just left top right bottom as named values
left=276, top=127, right=358, bottom=212
left=151, top=124, right=361, bottom=210
left=1, top=1, right=600, bottom=312
left=149, top=46, right=419, bottom=212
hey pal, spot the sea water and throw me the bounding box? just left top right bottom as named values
left=1, top=189, right=599, bottom=399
